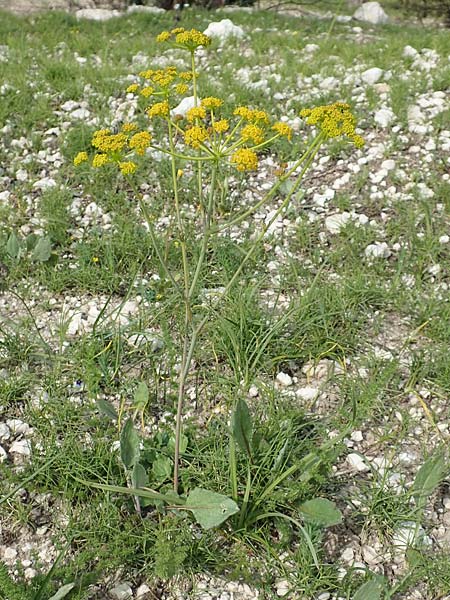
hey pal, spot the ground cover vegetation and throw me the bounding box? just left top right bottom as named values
left=0, top=5, right=450, bottom=600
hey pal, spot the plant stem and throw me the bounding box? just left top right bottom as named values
left=216, top=133, right=324, bottom=233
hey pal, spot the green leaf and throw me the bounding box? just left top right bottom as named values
left=412, top=451, right=447, bottom=511
left=32, top=237, right=52, bottom=262
left=168, top=433, right=188, bottom=455
left=131, top=462, right=148, bottom=489
left=6, top=232, right=20, bottom=258
left=185, top=487, right=239, bottom=529
left=353, top=576, right=386, bottom=600
left=96, top=399, right=118, bottom=420
left=231, top=398, right=253, bottom=457
left=152, top=455, right=172, bottom=481
left=25, top=233, right=39, bottom=251
left=120, top=419, right=140, bottom=469
left=133, top=381, right=149, bottom=410
left=298, top=497, right=342, bottom=527
left=48, top=583, right=76, bottom=600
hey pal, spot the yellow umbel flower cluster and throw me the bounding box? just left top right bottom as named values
left=241, top=124, right=264, bottom=145
left=119, top=161, right=137, bottom=175
left=186, top=106, right=206, bottom=122
left=201, top=97, right=223, bottom=110
left=156, top=28, right=211, bottom=51
left=92, top=153, right=109, bottom=168
left=129, top=131, right=152, bottom=155
left=272, top=122, right=293, bottom=140
left=147, top=101, right=170, bottom=118
left=212, top=119, right=229, bottom=134
left=231, top=148, right=258, bottom=172
left=184, top=125, right=209, bottom=148
left=92, top=131, right=127, bottom=153
left=233, top=106, right=269, bottom=124
left=300, top=102, right=364, bottom=147
left=73, top=151, right=88, bottom=166
left=127, top=67, right=190, bottom=99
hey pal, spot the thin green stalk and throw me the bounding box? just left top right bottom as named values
left=216, top=132, right=324, bottom=233
left=189, top=165, right=217, bottom=297
left=169, top=137, right=326, bottom=491
left=229, top=439, right=238, bottom=503
left=238, top=464, right=253, bottom=529
left=137, top=197, right=181, bottom=292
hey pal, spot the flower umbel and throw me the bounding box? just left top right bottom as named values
left=300, top=102, right=364, bottom=147
left=230, top=148, right=258, bottom=172
left=156, top=28, right=211, bottom=51
left=73, top=151, right=88, bottom=166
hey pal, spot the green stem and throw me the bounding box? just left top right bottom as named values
left=170, top=137, right=325, bottom=476
left=216, top=133, right=324, bottom=233
left=189, top=165, right=217, bottom=297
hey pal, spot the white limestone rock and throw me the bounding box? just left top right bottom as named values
left=346, top=452, right=369, bottom=472
left=276, top=372, right=293, bottom=387
left=325, top=212, right=351, bottom=234
left=365, top=242, right=391, bottom=259
left=353, top=2, right=389, bottom=25
left=127, top=5, right=165, bottom=14
left=374, top=108, right=394, bottom=128
left=204, top=19, right=245, bottom=42
left=76, top=9, right=120, bottom=21
left=361, top=67, right=384, bottom=85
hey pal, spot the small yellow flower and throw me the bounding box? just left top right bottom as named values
left=92, top=153, right=109, bottom=168
left=156, top=31, right=171, bottom=43
left=184, top=125, right=209, bottom=148
left=129, top=131, right=152, bottom=155
left=252, top=109, right=269, bottom=124
left=272, top=121, right=293, bottom=140
left=179, top=71, right=193, bottom=81
left=175, top=83, right=189, bottom=95
left=212, top=119, right=229, bottom=134
left=139, top=69, right=154, bottom=80
left=92, top=256, right=99, bottom=263
left=126, top=83, right=140, bottom=94
left=201, top=97, right=223, bottom=110
left=233, top=106, right=253, bottom=121
left=92, top=132, right=127, bottom=153
left=147, top=101, right=170, bottom=118
left=177, top=169, right=184, bottom=178
left=119, top=161, right=137, bottom=175
left=175, top=29, right=211, bottom=50
left=73, top=151, right=88, bottom=166
left=300, top=102, right=364, bottom=147
left=140, top=86, right=154, bottom=98
left=186, top=106, right=206, bottom=122
left=230, top=148, right=258, bottom=172
left=122, top=123, right=138, bottom=133
left=241, top=124, right=264, bottom=145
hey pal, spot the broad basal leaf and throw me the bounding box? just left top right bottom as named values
left=186, top=488, right=239, bottom=529
left=152, top=455, right=172, bottom=481
left=96, top=398, right=118, bottom=420
left=120, top=418, right=140, bottom=469
left=6, top=232, right=20, bottom=258
left=298, top=497, right=342, bottom=527
left=32, top=237, right=52, bottom=262
left=412, top=451, right=447, bottom=511
left=353, top=576, right=387, bottom=600
left=48, top=583, right=76, bottom=600
left=133, top=381, right=149, bottom=410
left=231, top=398, right=253, bottom=457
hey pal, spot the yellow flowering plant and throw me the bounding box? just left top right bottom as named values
left=74, top=27, right=364, bottom=528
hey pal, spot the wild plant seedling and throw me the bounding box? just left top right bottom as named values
left=74, top=27, right=364, bottom=529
